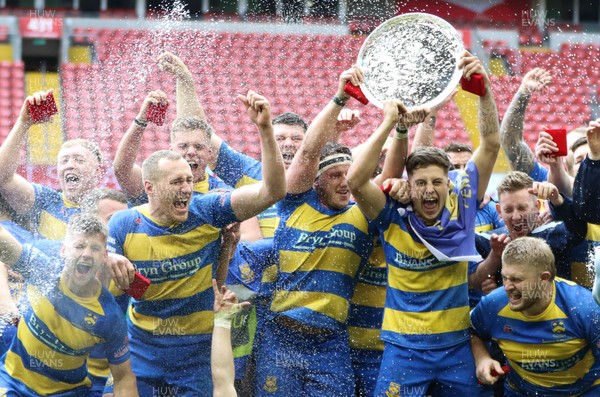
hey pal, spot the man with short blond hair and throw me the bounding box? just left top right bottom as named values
left=471, top=237, right=600, bottom=396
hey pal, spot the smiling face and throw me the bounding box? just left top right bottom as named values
left=61, top=231, right=107, bottom=296
left=57, top=145, right=100, bottom=204
left=170, top=129, right=213, bottom=184
left=274, top=124, right=305, bottom=169
left=498, top=189, right=539, bottom=239
left=146, top=157, right=193, bottom=225
left=314, top=164, right=351, bottom=210
left=409, top=165, right=450, bottom=225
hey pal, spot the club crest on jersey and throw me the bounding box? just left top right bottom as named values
left=503, top=324, right=513, bottom=333
left=239, top=263, right=255, bottom=282
left=84, top=312, right=98, bottom=328
left=552, top=320, right=565, bottom=334
left=385, top=382, right=401, bottom=397
left=264, top=376, right=277, bottom=392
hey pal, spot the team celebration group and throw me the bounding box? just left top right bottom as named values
left=0, top=48, right=600, bottom=397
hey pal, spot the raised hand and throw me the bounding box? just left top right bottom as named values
left=238, top=91, right=271, bottom=129
left=519, top=68, right=551, bottom=95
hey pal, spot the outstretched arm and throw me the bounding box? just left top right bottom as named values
left=0, top=225, right=23, bottom=267
left=0, top=91, right=54, bottom=214
left=460, top=51, right=501, bottom=200
left=347, top=101, right=421, bottom=220
left=287, top=67, right=363, bottom=194
left=113, top=91, right=168, bottom=199
left=412, top=89, right=457, bottom=151
left=229, top=92, right=286, bottom=221
left=500, top=68, right=551, bottom=174
left=211, top=279, right=250, bottom=397
left=159, top=51, right=206, bottom=120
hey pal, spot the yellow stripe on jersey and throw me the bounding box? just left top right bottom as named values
left=235, top=176, right=260, bottom=189
left=279, top=248, right=361, bottom=277
left=383, top=223, right=431, bottom=259
left=38, top=211, right=67, bottom=241
left=258, top=217, right=278, bottom=239
left=382, top=306, right=470, bottom=335
left=498, top=302, right=568, bottom=321
left=193, top=174, right=210, bottom=193
left=388, top=261, right=468, bottom=293
left=271, top=291, right=349, bottom=323
left=4, top=350, right=90, bottom=395
left=17, top=320, right=88, bottom=371
left=122, top=224, right=220, bottom=262
left=262, top=264, right=278, bottom=283
left=348, top=326, right=385, bottom=351
left=285, top=203, right=369, bottom=235
left=505, top=347, right=594, bottom=388
left=351, top=282, right=387, bottom=307
left=28, top=285, right=103, bottom=352
left=87, top=357, right=110, bottom=378
left=129, top=304, right=214, bottom=335
left=475, top=224, right=493, bottom=233
left=143, top=263, right=212, bottom=300
left=500, top=338, right=591, bottom=366
left=586, top=223, right=600, bottom=240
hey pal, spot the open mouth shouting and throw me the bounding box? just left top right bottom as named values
left=187, top=160, right=199, bottom=173
left=76, top=262, right=93, bottom=276
left=173, top=196, right=190, bottom=215
left=64, top=173, right=80, bottom=189
left=422, top=196, right=438, bottom=214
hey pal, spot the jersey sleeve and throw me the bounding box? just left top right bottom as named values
left=107, top=210, right=131, bottom=256
left=470, top=295, right=493, bottom=340
left=102, top=306, right=131, bottom=365
left=214, top=141, right=263, bottom=188
left=189, top=190, right=239, bottom=228
left=528, top=161, right=549, bottom=182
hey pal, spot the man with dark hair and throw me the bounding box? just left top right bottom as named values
left=0, top=213, right=138, bottom=396
left=471, top=237, right=600, bottom=396
left=348, top=51, right=501, bottom=395
left=80, top=188, right=128, bottom=224
left=254, top=66, right=373, bottom=396
left=443, top=142, right=473, bottom=172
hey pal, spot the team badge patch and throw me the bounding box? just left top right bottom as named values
left=552, top=320, right=565, bottom=334
left=385, top=382, right=401, bottom=397
left=264, top=376, right=278, bottom=392
left=239, top=263, right=255, bottom=282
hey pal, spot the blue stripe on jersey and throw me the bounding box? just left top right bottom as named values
left=107, top=191, right=238, bottom=347
left=372, top=164, right=478, bottom=349
left=134, top=287, right=213, bottom=318
left=386, top=282, right=468, bottom=313
left=347, top=305, right=384, bottom=329
left=272, top=189, right=372, bottom=331
left=32, top=184, right=81, bottom=240
left=9, top=336, right=88, bottom=384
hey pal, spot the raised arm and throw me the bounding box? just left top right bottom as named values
left=113, top=91, right=168, bottom=199
left=211, top=279, right=249, bottom=397
left=534, top=131, right=574, bottom=196
left=159, top=51, right=206, bottom=120
left=347, top=100, right=409, bottom=220
left=0, top=225, right=23, bottom=267
left=412, top=89, right=457, bottom=151
left=286, top=67, right=363, bottom=194
left=459, top=51, right=501, bottom=200
left=0, top=91, right=52, bottom=214
left=229, top=92, right=286, bottom=221
left=500, top=68, right=551, bottom=174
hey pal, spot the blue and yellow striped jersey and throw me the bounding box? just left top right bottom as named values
left=475, top=200, right=504, bottom=233
left=2, top=245, right=129, bottom=396
left=226, top=238, right=277, bottom=296
left=271, top=189, right=373, bottom=331
left=471, top=278, right=600, bottom=396
left=568, top=224, right=600, bottom=289
left=347, top=234, right=386, bottom=360
left=214, top=141, right=278, bottom=237
left=107, top=191, right=239, bottom=347
left=371, top=163, right=479, bottom=349
left=32, top=184, right=81, bottom=240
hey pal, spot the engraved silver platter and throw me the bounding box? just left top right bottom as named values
left=357, top=13, right=464, bottom=109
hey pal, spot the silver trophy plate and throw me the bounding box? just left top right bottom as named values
left=357, top=13, right=464, bottom=109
